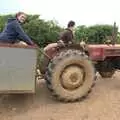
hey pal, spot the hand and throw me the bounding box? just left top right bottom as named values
left=58, top=40, right=65, bottom=47
left=18, top=41, right=28, bottom=46
left=59, top=40, right=64, bottom=44
left=68, top=41, right=73, bottom=44
left=33, top=43, right=39, bottom=48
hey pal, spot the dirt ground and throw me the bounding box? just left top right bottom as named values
left=1, top=72, right=120, bottom=120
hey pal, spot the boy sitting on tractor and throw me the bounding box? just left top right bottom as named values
left=44, top=20, right=76, bottom=57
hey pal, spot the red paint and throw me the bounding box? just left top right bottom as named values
left=87, top=44, right=120, bottom=60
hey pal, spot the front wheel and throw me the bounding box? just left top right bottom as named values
left=99, top=70, right=115, bottom=78
left=96, top=60, right=115, bottom=78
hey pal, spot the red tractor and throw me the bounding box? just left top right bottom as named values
left=38, top=22, right=120, bottom=102
left=0, top=22, right=119, bottom=103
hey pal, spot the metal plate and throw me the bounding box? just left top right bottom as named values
left=0, top=46, right=37, bottom=93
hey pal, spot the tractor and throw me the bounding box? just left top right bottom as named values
left=0, top=22, right=119, bottom=102
left=38, top=22, right=120, bottom=102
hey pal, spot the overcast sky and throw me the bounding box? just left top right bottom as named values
left=1, top=0, right=120, bottom=30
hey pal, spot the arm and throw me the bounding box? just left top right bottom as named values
left=13, top=21, right=34, bottom=45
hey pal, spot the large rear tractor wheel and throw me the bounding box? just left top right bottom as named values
left=45, top=49, right=95, bottom=102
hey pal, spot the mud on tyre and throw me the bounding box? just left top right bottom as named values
left=45, top=49, right=95, bottom=102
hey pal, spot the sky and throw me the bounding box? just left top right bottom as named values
left=1, top=0, right=120, bottom=30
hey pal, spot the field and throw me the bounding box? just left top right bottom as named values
left=0, top=72, right=120, bottom=120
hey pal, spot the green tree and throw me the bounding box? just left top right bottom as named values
left=0, top=14, right=119, bottom=46
left=23, top=15, right=62, bottom=47
left=75, top=24, right=115, bottom=44
left=0, top=14, right=13, bottom=31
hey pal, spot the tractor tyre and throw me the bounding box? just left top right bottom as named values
left=45, top=49, right=95, bottom=102
left=99, top=70, right=115, bottom=78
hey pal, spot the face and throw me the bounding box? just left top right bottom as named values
left=17, top=14, right=27, bottom=23
left=70, top=26, right=75, bottom=32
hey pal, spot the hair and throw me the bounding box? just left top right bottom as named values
left=15, top=12, right=26, bottom=18
left=67, top=20, right=75, bottom=28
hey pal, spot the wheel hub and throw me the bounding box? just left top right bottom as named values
left=61, top=65, right=84, bottom=90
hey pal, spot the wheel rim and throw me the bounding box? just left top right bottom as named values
left=60, top=65, right=85, bottom=90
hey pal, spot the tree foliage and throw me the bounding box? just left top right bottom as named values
left=75, top=24, right=118, bottom=44
left=0, top=14, right=119, bottom=47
